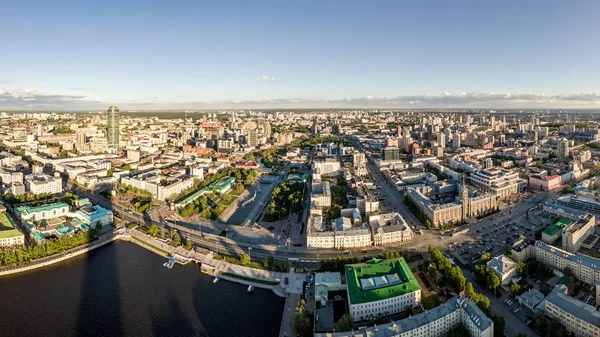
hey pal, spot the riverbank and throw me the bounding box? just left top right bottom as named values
left=0, top=232, right=118, bottom=277
left=0, top=229, right=304, bottom=299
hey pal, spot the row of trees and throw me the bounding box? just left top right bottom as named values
left=146, top=225, right=192, bottom=250
left=431, top=247, right=508, bottom=337
left=474, top=264, right=501, bottom=291
left=0, top=230, right=97, bottom=266
left=428, top=246, right=491, bottom=313
left=132, top=197, right=153, bottom=213
left=177, top=168, right=259, bottom=218
left=263, top=256, right=292, bottom=272
left=265, top=181, right=304, bottom=221
left=293, top=299, right=313, bottom=337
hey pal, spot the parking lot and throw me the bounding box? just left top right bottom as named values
left=451, top=192, right=554, bottom=266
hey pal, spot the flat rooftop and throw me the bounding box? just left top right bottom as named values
left=345, top=257, right=420, bottom=305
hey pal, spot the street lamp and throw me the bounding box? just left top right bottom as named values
left=248, top=247, right=252, bottom=262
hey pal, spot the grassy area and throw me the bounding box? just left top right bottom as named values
left=131, top=236, right=170, bottom=255
left=219, top=272, right=280, bottom=285
left=0, top=213, right=16, bottom=229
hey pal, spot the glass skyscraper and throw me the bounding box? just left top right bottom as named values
left=107, top=106, right=120, bottom=147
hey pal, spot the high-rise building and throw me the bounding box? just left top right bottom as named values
left=107, top=106, right=120, bottom=147
left=452, top=133, right=461, bottom=148
left=77, top=131, right=87, bottom=144
left=382, top=147, right=400, bottom=162
left=558, top=139, right=569, bottom=162
left=437, top=133, right=446, bottom=148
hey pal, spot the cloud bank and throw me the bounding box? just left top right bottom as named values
left=2, top=88, right=600, bottom=110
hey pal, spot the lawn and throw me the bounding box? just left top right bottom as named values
left=219, top=272, right=280, bottom=285
left=131, top=236, right=170, bottom=255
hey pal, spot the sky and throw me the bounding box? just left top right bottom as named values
left=1, top=0, right=600, bottom=110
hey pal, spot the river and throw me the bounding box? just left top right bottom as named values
left=0, top=241, right=285, bottom=337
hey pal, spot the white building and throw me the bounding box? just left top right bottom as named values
left=544, top=284, right=600, bottom=337
left=368, top=212, right=414, bottom=245
left=487, top=255, right=517, bottom=285
left=346, top=258, right=421, bottom=322
left=311, top=181, right=332, bottom=208
left=315, top=296, right=493, bottom=337
left=469, top=168, right=523, bottom=199
left=24, top=173, right=63, bottom=195
left=17, top=202, right=70, bottom=225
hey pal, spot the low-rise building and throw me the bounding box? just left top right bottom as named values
left=17, top=202, right=70, bottom=225
left=345, top=258, right=421, bottom=322
left=543, top=218, right=572, bottom=245
left=368, top=212, right=414, bottom=245
left=311, top=181, right=332, bottom=208
left=518, top=288, right=545, bottom=311
left=487, top=255, right=517, bottom=285
left=24, top=173, right=63, bottom=195
left=0, top=211, right=25, bottom=247
left=529, top=174, right=562, bottom=191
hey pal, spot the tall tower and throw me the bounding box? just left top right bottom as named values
left=558, top=139, right=569, bottom=162
left=107, top=106, right=120, bottom=148
left=459, top=175, right=469, bottom=221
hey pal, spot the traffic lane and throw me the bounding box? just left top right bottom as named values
left=462, top=268, right=539, bottom=337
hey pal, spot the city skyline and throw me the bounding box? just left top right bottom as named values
left=1, top=1, right=600, bottom=109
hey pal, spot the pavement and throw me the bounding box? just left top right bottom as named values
left=462, top=267, right=539, bottom=337
left=279, top=293, right=301, bottom=337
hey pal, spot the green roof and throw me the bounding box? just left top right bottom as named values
left=17, top=202, right=69, bottom=216
left=211, top=177, right=235, bottom=190
left=0, top=228, right=23, bottom=239
left=175, top=188, right=210, bottom=205
left=345, top=257, right=421, bottom=305
left=0, top=213, right=16, bottom=228
left=544, top=218, right=572, bottom=236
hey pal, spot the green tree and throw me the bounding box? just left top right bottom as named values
left=517, top=261, right=526, bottom=275
left=148, top=224, right=159, bottom=237
left=336, top=314, right=354, bottom=332
left=240, top=253, right=250, bottom=265
left=421, top=294, right=442, bottom=309
left=492, top=314, right=506, bottom=337
left=480, top=252, right=492, bottom=264
left=184, top=240, right=192, bottom=251
left=293, top=299, right=313, bottom=337
left=510, top=283, right=521, bottom=296
left=264, top=256, right=274, bottom=269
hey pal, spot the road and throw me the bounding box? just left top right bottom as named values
left=462, top=267, right=539, bottom=337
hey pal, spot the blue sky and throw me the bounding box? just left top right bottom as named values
left=1, top=0, right=599, bottom=110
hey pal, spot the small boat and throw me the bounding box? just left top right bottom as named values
left=247, top=285, right=255, bottom=293
left=163, top=257, right=176, bottom=269
left=213, top=277, right=220, bottom=284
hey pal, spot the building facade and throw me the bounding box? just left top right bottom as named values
left=314, top=296, right=493, bottom=337
left=345, top=258, right=421, bottom=322
left=107, top=106, right=120, bottom=148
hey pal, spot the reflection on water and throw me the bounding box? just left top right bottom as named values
left=0, top=241, right=284, bottom=337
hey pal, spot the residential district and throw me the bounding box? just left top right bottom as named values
left=2, top=108, right=600, bottom=337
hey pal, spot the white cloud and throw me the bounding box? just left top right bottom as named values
left=261, top=75, right=278, bottom=83
left=0, top=88, right=101, bottom=109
